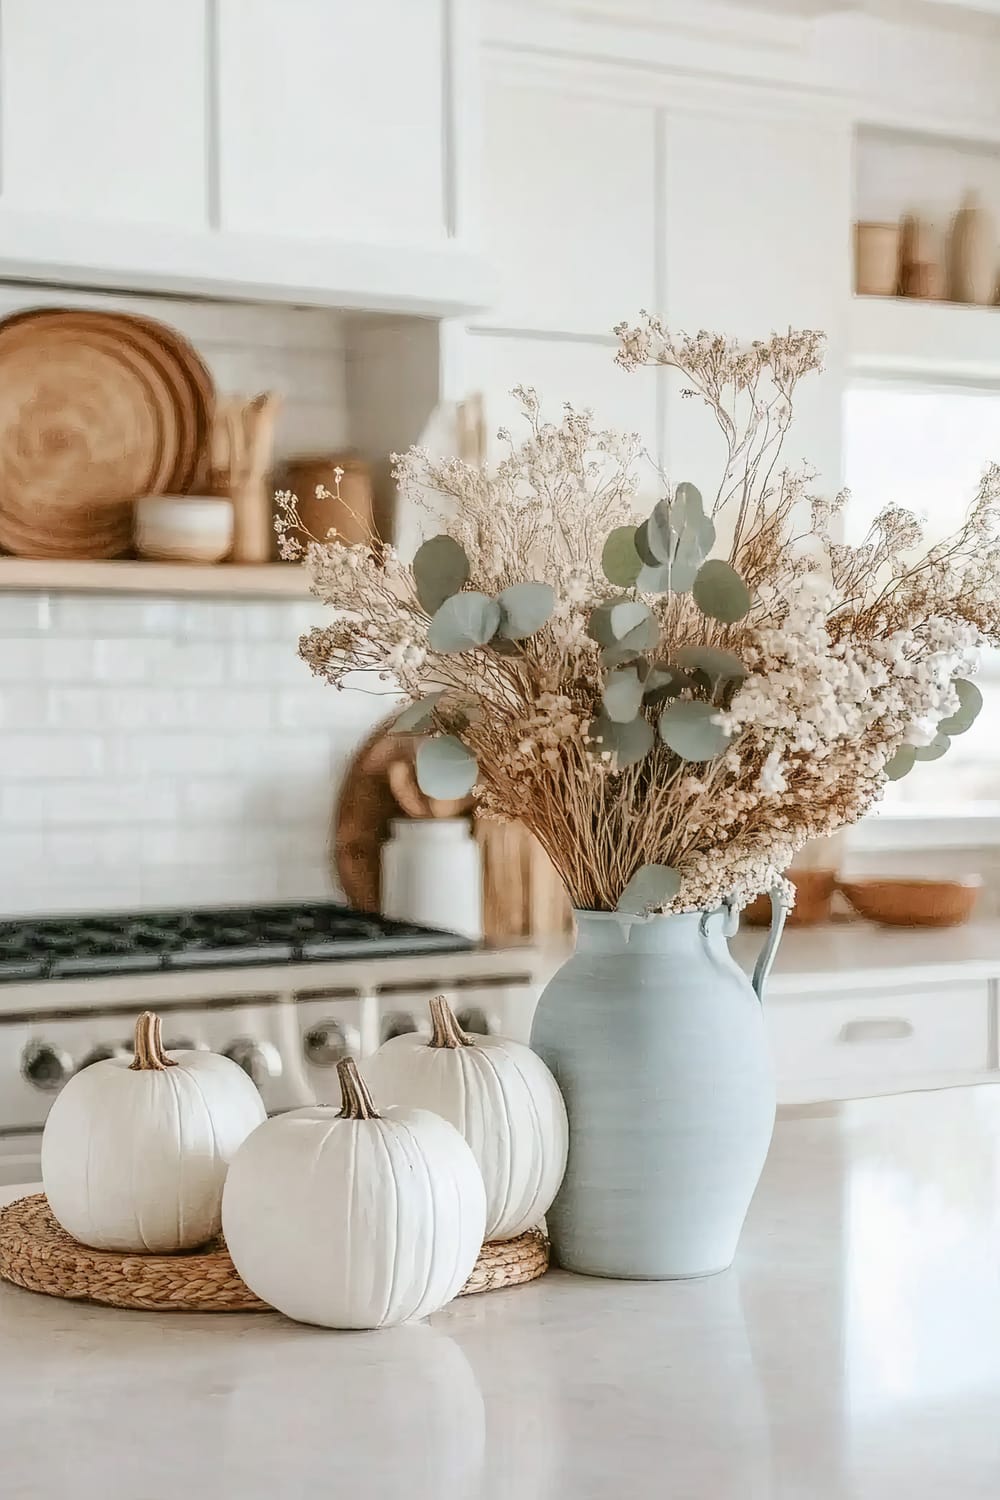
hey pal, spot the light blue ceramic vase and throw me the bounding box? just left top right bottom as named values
left=530, top=892, right=788, bottom=1280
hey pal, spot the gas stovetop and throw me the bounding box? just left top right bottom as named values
left=0, top=902, right=474, bottom=983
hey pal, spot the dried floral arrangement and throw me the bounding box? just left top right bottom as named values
left=277, top=316, right=999, bottom=916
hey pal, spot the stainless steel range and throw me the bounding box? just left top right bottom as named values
left=0, top=901, right=544, bottom=1186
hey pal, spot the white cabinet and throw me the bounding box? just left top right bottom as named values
left=0, top=0, right=207, bottom=227
left=480, top=77, right=657, bottom=334
left=464, top=329, right=661, bottom=481
left=660, top=101, right=851, bottom=496
left=217, top=0, right=455, bottom=245
left=768, top=984, right=995, bottom=1103
left=0, top=0, right=487, bottom=314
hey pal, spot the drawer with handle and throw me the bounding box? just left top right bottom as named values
left=766, top=983, right=994, bottom=1095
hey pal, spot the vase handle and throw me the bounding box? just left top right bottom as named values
left=750, top=885, right=790, bottom=1005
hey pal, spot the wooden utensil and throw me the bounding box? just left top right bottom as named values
left=209, top=392, right=282, bottom=564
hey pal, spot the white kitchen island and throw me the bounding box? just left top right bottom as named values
left=3, top=1085, right=1000, bottom=1498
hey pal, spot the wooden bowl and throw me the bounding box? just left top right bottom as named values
left=743, top=868, right=837, bottom=928
left=837, top=877, right=981, bottom=928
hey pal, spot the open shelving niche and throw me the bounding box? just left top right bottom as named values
left=0, top=303, right=460, bottom=599
left=851, top=122, right=1000, bottom=385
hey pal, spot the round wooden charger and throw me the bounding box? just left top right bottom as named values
left=0, top=308, right=214, bottom=559
left=0, top=1195, right=549, bottom=1314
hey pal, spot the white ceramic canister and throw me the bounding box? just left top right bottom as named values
left=380, top=818, right=483, bottom=939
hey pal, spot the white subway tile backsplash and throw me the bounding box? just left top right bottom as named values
left=106, top=735, right=229, bottom=775
left=92, top=639, right=171, bottom=682
left=0, top=595, right=52, bottom=633
left=3, top=734, right=104, bottom=778
left=48, top=596, right=154, bottom=637
left=47, top=830, right=143, bottom=868
left=2, top=780, right=181, bottom=826
left=179, top=778, right=257, bottom=822
left=0, top=687, right=50, bottom=727
left=4, top=640, right=83, bottom=682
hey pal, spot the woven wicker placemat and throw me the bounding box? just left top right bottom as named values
left=0, top=1195, right=548, bottom=1314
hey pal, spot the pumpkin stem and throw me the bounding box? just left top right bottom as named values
left=337, top=1057, right=381, bottom=1120
left=428, top=996, right=475, bottom=1050
left=129, top=1012, right=176, bottom=1071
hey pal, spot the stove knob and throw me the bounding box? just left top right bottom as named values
left=303, top=1020, right=359, bottom=1068
left=379, top=1011, right=419, bottom=1044
left=456, top=1006, right=494, bottom=1036
left=77, top=1043, right=129, bottom=1071
left=223, top=1038, right=283, bottom=1087
left=21, top=1040, right=73, bottom=1092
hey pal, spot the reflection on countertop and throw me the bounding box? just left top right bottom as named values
left=4, top=1086, right=1000, bottom=1497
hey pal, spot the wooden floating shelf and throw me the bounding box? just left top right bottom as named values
left=850, top=295, right=1000, bottom=381
left=0, top=557, right=312, bottom=599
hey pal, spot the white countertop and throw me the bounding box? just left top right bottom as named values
left=4, top=1086, right=1000, bottom=1498
left=731, top=917, right=1000, bottom=994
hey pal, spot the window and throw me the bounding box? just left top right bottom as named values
left=843, top=381, right=1000, bottom=820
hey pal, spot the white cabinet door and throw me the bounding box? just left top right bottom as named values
left=767, top=983, right=995, bottom=1102
left=218, top=0, right=452, bottom=245
left=0, top=0, right=208, bottom=228
left=480, top=77, right=657, bottom=334
left=660, top=102, right=851, bottom=496
left=465, top=330, right=661, bottom=485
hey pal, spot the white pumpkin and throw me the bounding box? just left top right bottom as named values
left=221, top=1055, right=486, bottom=1329
left=41, top=1011, right=266, bottom=1253
left=364, top=996, right=568, bottom=1241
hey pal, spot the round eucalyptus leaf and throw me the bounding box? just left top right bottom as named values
left=938, top=678, right=983, bottom=737
left=675, top=481, right=704, bottom=517
left=634, top=520, right=660, bottom=567
left=497, top=581, right=555, bottom=640
left=614, top=714, right=655, bottom=766
left=393, top=690, right=445, bottom=734
left=696, top=513, right=717, bottom=555
left=636, top=561, right=672, bottom=593
left=601, top=616, right=660, bottom=667
left=415, top=735, right=478, bottom=799
left=610, top=600, right=656, bottom=644
left=616, top=863, right=682, bottom=915
left=413, top=535, right=470, bottom=615
left=913, top=733, right=950, bottom=762
left=642, top=665, right=694, bottom=704
left=428, top=591, right=501, bottom=653
left=603, top=667, right=644, bottom=724
left=674, top=645, right=747, bottom=685
left=692, top=559, right=752, bottom=624
left=646, top=498, right=677, bottom=564
left=602, top=527, right=643, bottom=587
left=587, top=602, right=617, bottom=646
left=884, top=745, right=917, bottom=781
left=589, top=711, right=654, bottom=767
left=668, top=537, right=702, bottom=594
left=658, top=699, right=731, bottom=761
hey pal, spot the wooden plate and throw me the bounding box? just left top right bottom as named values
left=130, top=313, right=214, bottom=493
left=0, top=308, right=214, bottom=559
